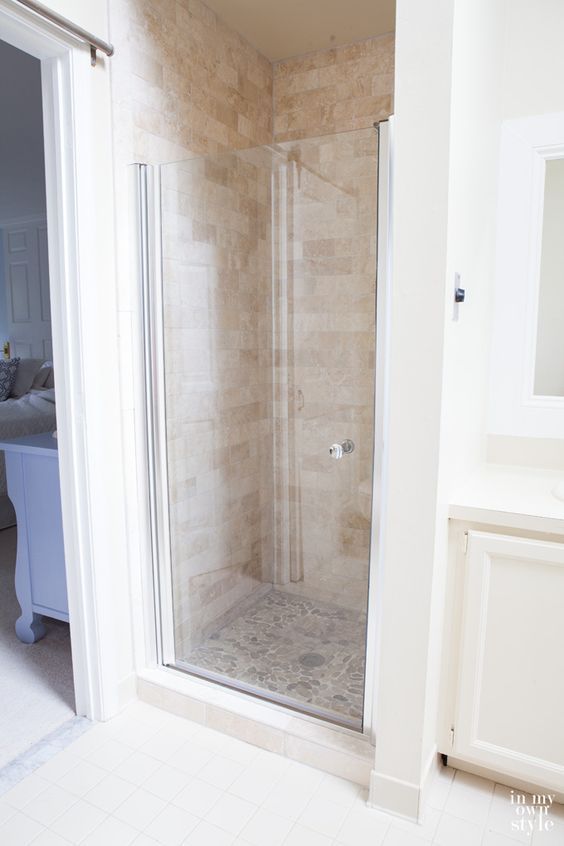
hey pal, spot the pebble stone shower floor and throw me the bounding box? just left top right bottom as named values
left=182, top=590, right=367, bottom=725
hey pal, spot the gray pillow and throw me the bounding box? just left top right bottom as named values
left=10, top=358, right=45, bottom=398
left=0, top=358, right=20, bottom=401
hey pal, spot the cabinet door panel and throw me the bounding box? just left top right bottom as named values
left=454, top=531, right=564, bottom=791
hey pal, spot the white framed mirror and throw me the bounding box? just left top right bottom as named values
left=489, top=112, right=564, bottom=438
left=534, top=156, right=564, bottom=398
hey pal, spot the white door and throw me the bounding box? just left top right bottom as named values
left=453, top=531, right=564, bottom=793
left=1, top=218, right=52, bottom=359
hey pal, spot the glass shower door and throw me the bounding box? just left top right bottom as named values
left=157, top=128, right=378, bottom=730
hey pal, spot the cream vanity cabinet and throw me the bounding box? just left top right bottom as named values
left=441, top=473, right=564, bottom=796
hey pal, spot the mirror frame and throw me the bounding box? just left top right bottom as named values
left=489, top=112, right=564, bottom=438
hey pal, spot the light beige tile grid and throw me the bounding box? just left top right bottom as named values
left=0, top=702, right=562, bottom=845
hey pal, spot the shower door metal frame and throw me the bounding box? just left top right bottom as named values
left=135, top=163, right=176, bottom=671
left=138, top=120, right=394, bottom=737
left=363, top=118, right=393, bottom=742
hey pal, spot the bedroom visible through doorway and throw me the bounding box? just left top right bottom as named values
left=0, top=38, right=75, bottom=770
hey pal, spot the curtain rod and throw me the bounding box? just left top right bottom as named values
left=12, top=0, right=114, bottom=65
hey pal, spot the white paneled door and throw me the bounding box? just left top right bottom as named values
left=1, top=217, right=52, bottom=359
left=453, top=530, right=564, bottom=793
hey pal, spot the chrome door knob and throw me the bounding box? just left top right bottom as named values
left=329, top=439, right=355, bottom=459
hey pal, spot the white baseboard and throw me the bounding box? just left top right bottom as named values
left=368, top=745, right=440, bottom=821
left=368, top=770, right=422, bottom=820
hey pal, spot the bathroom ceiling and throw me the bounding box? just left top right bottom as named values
left=204, top=0, right=396, bottom=62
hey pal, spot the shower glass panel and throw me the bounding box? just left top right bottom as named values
left=159, top=128, right=377, bottom=730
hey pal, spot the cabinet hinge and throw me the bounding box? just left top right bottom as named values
left=449, top=726, right=455, bottom=747
left=462, top=531, right=469, bottom=555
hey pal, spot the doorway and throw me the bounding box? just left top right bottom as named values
left=0, top=37, right=74, bottom=768
left=0, top=0, right=126, bottom=758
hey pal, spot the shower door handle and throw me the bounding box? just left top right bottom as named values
left=329, top=439, right=355, bottom=460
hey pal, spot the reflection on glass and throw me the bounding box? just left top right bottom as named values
left=534, top=157, right=564, bottom=397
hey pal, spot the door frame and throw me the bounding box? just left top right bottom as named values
left=0, top=1, right=128, bottom=720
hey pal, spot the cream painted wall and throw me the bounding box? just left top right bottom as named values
left=487, top=0, right=564, bottom=461
left=34, top=0, right=108, bottom=38
left=426, top=0, right=506, bottom=773
left=371, top=0, right=509, bottom=818
left=501, top=0, right=564, bottom=402
left=370, top=0, right=454, bottom=819
left=501, top=0, right=564, bottom=121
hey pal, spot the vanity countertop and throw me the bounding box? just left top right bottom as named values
left=449, top=463, right=564, bottom=535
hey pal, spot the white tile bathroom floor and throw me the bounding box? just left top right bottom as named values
left=0, top=701, right=562, bottom=846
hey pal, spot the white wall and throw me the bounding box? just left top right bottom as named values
left=371, top=0, right=507, bottom=817
left=370, top=0, right=455, bottom=819
left=502, top=0, right=564, bottom=401
left=0, top=40, right=46, bottom=223
left=501, top=0, right=564, bottom=121
left=428, top=0, right=506, bottom=768
left=486, top=0, right=564, bottom=460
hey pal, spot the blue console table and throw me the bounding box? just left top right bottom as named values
left=0, top=433, right=68, bottom=643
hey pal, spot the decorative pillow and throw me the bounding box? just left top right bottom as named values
left=44, top=368, right=55, bottom=389
left=11, top=358, right=45, bottom=398
left=31, top=364, right=52, bottom=390
left=0, top=358, right=20, bottom=401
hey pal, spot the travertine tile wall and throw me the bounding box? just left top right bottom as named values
left=273, top=34, right=394, bottom=142
left=109, top=1, right=394, bottom=650
left=109, top=0, right=274, bottom=652
left=269, top=35, right=393, bottom=610
left=111, top=0, right=273, bottom=165
left=160, top=150, right=276, bottom=651
left=272, top=130, right=377, bottom=610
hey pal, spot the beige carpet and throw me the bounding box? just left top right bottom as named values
left=0, top=527, right=75, bottom=769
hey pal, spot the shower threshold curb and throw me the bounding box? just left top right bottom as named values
left=137, top=666, right=374, bottom=786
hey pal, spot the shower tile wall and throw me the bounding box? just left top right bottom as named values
left=110, top=0, right=395, bottom=667
left=161, top=151, right=276, bottom=651
left=109, top=0, right=275, bottom=652
left=271, top=130, right=378, bottom=611
left=269, top=37, right=394, bottom=610
left=110, top=0, right=273, bottom=167
left=273, top=34, right=395, bottom=142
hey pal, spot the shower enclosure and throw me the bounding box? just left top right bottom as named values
left=141, top=124, right=390, bottom=732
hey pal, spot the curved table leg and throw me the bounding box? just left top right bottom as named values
left=6, top=453, right=47, bottom=644
left=15, top=612, right=46, bottom=644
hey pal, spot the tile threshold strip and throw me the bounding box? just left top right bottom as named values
left=0, top=716, right=92, bottom=796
